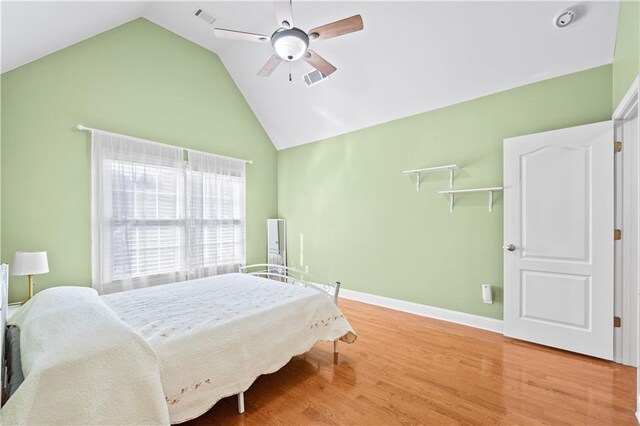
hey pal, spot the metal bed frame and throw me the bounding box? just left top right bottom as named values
left=235, top=264, right=342, bottom=414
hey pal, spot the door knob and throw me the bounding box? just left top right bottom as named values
left=504, top=244, right=516, bottom=251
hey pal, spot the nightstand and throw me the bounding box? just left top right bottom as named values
left=7, top=302, right=23, bottom=321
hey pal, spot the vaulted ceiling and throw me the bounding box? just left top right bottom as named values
left=1, top=1, right=620, bottom=149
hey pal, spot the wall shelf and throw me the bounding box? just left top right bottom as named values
left=402, top=164, right=459, bottom=192
left=438, top=187, right=503, bottom=213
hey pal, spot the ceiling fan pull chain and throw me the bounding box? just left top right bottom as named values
left=289, top=63, right=292, bottom=82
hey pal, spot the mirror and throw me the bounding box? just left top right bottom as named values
left=267, top=219, right=286, bottom=277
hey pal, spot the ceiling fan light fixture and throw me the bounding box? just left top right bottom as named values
left=271, top=28, right=309, bottom=61
left=217, top=2, right=363, bottom=79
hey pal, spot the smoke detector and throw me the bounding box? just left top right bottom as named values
left=554, top=9, right=576, bottom=28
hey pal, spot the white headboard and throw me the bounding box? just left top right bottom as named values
left=0, top=263, right=8, bottom=403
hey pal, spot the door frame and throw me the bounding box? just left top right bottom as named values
left=612, top=75, right=640, bottom=368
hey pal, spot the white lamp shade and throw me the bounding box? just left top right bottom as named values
left=12, top=251, right=49, bottom=276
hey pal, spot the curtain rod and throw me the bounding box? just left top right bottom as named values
left=76, top=124, right=253, bottom=165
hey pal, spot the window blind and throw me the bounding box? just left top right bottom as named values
left=91, top=131, right=246, bottom=294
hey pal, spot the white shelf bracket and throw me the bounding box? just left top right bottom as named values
left=438, top=186, right=503, bottom=214
left=402, top=164, right=459, bottom=193
left=448, top=169, right=455, bottom=212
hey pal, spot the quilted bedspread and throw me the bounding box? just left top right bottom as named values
left=102, top=273, right=356, bottom=424
left=2, top=287, right=170, bottom=425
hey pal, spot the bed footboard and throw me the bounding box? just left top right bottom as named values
left=238, top=264, right=346, bottom=410
left=239, top=264, right=341, bottom=304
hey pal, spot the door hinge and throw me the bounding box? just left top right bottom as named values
left=615, top=229, right=622, bottom=240
left=614, top=316, right=622, bottom=328
left=615, top=141, right=622, bottom=153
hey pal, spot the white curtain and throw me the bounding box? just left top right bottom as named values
left=92, top=131, right=246, bottom=295
left=186, top=150, right=246, bottom=279
left=92, top=131, right=185, bottom=294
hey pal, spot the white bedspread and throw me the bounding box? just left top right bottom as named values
left=102, top=273, right=356, bottom=424
left=1, top=287, right=170, bottom=425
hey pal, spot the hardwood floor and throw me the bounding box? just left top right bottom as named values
left=185, top=299, right=636, bottom=425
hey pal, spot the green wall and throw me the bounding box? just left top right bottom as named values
left=613, top=0, right=640, bottom=108
left=1, top=19, right=277, bottom=302
left=277, top=65, right=612, bottom=320
left=0, top=10, right=631, bottom=317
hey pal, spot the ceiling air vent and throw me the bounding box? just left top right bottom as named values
left=194, top=8, right=216, bottom=25
left=303, top=69, right=329, bottom=87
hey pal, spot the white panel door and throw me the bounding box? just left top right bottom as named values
left=503, top=121, right=614, bottom=360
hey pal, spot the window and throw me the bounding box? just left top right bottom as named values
left=92, top=131, right=245, bottom=294
left=110, top=161, right=185, bottom=281
left=185, top=150, right=246, bottom=280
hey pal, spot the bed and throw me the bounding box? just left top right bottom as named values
left=0, top=264, right=356, bottom=425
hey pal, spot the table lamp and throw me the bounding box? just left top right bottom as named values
left=12, top=251, right=49, bottom=300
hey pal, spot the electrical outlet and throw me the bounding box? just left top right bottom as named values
left=305, top=265, right=309, bottom=273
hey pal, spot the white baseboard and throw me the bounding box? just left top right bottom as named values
left=339, top=288, right=503, bottom=334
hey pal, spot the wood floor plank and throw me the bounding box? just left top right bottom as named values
left=185, top=299, right=636, bottom=425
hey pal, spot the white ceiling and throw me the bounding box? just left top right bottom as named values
left=1, top=1, right=151, bottom=73
left=1, top=1, right=620, bottom=149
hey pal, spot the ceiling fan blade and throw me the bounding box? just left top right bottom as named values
left=214, top=28, right=270, bottom=43
left=308, top=14, right=364, bottom=41
left=273, top=0, right=294, bottom=29
left=258, top=54, right=283, bottom=77
left=303, top=50, right=337, bottom=76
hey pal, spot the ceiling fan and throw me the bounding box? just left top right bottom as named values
left=214, top=0, right=364, bottom=78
